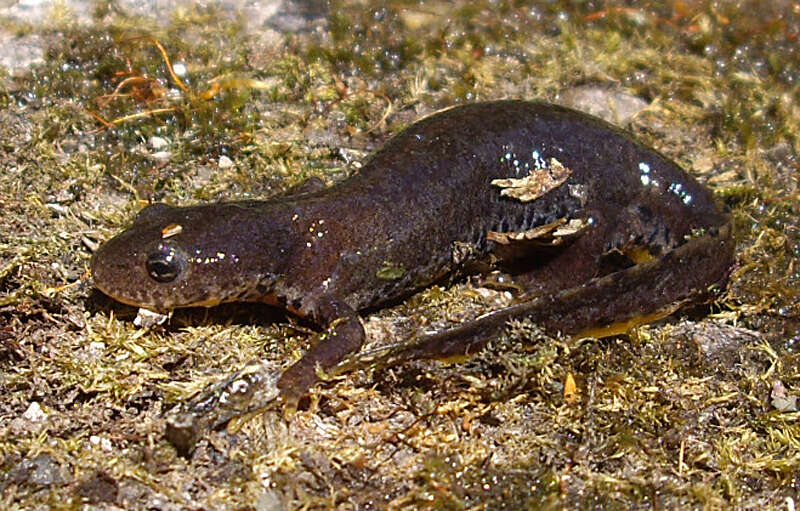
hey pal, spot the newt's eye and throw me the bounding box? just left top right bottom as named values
left=146, top=242, right=186, bottom=283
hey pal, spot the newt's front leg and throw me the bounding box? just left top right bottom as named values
left=277, top=297, right=365, bottom=407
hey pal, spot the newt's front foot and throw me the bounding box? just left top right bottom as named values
left=277, top=310, right=366, bottom=405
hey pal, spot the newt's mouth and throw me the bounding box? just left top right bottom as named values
left=92, top=269, right=227, bottom=313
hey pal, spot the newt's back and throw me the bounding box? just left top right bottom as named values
left=288, top=100, right=728, bottom=309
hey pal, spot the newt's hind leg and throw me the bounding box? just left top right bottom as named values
left=345, top=222, right=733, bottom=371
left=499, top=204, right=683, bottom=300
left=490, top=217, right=617, bottom=300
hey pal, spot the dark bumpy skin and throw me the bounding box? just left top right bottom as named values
left=91, top=101, right=733, bottom=452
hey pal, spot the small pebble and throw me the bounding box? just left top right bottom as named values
left=149, top=136, right=169, bottom=149
left=219, top=155, right=234, bottom=169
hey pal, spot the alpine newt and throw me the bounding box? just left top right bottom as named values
left=91, top=100, right=734, bottom=452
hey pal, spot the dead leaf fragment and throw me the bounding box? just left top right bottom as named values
left=564, top=372, right=579, bottom=405
left=771, top=380, right=797, bottom=412
left=487, top=218, right=589, bottom=246
left=491, top=158, right=572, bottom=202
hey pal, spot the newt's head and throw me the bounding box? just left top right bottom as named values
left=91, top=202, right=286, bottom=312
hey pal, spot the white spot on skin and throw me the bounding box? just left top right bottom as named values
left=188, top=248, right=232, bottom=265
left=530, top=150, right=548, bottom=170
left=668, top=182, right=693, bottom=204
left=638, top=161, right=662, bottom=189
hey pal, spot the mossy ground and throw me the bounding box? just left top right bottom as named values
left=1, top=1, right=798, bottom=509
